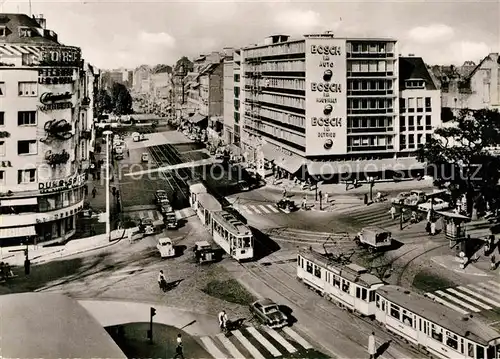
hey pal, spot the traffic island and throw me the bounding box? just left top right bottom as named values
left=106, top=322, right=210, bottom=359
left=202, top=278, right=256, bottom=305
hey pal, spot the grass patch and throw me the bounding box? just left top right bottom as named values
left=106, top=322, right=210, bottom=359
left=202, top=279, right=256, bottom=305
left=412, top=270, right=456, bottom=292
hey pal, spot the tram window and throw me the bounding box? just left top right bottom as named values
left=445, top=332, right=458, bottom=351
left=402, top=311, right=412, bottom=326
left=356, top=287, right=361, bottom=298
left=361, top=288, right=367, bottom=301
left=306, top=261, right=313, bottom=274
left=333, top=275, right=341, bottom=288
left=476, top=345, right=484, bottom=359
left=375, top=294, right=380, bottom=308
left=419, top=318, right=422, bottom=331
left=389, top=304, right=400, bottom=320
left=314, top=265, right=321, bottom=278
left=243, top=237, right=251, bottom=247
left=431, top=325, right=443, bottom=343
left=467, top=343, right=474, bottom=357
left=369, top=290, right=375, bottom=302
left=381, top=300, right=385, bottom=311
left=342, top=279, right=350, bottom=293
left=460, top=339, right=464, bottom=354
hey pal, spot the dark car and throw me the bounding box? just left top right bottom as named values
left=277, top=199, right=296, bottom=211
left=155, top=190, right=169, bottom=205
left=249, top=298, right=288, bottom=329
left=160, top=203, right=173, bottom=215
left=138, top=218, right=155, bottom=235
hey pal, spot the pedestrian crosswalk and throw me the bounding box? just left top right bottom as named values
left=425, top=280, right=500, bottom=315
left=199, top=325, right=313, bottom=359
left=233, top=203, right=285, bottom=215
left=175, top=207, right=195, bottom=219
left=131, top=210, right=162, bottom=222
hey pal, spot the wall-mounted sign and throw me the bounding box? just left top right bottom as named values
left=38, top=46, right=81, bottom=67
left=1, top=161, right=12, bottom=167
left=305, top=38, right=347, bottom=156
left=39, top=174, right=85, bottom=194
left=38, top=68, right=74, bottom=85
left=38, top=102, right=73, bottom=112
left=35, top=203, right=84, bottom=223
left=40, top=92, right=72, bottom=104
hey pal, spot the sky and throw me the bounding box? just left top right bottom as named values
left=2, top=0, right=499, bottom=70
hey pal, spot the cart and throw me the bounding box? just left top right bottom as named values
left=354, top=226, right=392, bottom=253
left=193, top=241, right=217, bottom=264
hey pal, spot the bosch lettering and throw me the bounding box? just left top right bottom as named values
left=310, top=45, right=342, bottom=56
left=311, top=83, right=342, bottom=93
left=311, top=117, right=342, bottom=127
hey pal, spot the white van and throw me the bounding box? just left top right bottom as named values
left=132, top=132, right=140, bottom=142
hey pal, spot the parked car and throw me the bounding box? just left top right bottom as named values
left=277, top=199, right=296, bottom=212
left=418, top=198, right=449, bottom=212
left=237, top=180, right=250, bottom=191
left=157, top=237, right=175, bottom=258
left=160, top=203, right=173, bottom=214
left=391, top=192, right=411, bottom=204
left=139, top=218, right=154, bottom=235
left=249, top=298, right=288, bottom=329
left=141, top=152, right=149, bottom=162
left=155, top=190, right=169, bottom=204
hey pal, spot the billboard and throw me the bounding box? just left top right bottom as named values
left=38, top=46, right=81, bottom=67
left=305, top=38, right=347, bottom=156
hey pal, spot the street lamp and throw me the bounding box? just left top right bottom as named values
left=103, top=130, right=113, bottom=242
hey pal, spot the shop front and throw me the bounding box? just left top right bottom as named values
left=261, top=143, right=306, bottom=180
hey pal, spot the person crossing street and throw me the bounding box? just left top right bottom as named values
left=218, top=310, right=228, bottom=331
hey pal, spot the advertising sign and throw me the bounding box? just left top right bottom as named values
left=38, top=46, right=81, bottom=67
left=305, top=38, right=347, bottom=156
left=38, top=68, right=74, bottom=85
left=39, top=174, right=85, bottom=194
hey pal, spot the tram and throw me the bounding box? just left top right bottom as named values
left=211, top=210, right=253, bottom=261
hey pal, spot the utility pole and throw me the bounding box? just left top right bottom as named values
left=23, top=236, right=30, bottom=275
left=148, top=307, right=156, bottom=343
left=103, top=130, right=113, bottom=242
left=369, top=177, right=375, bottom=202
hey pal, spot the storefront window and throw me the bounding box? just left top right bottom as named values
left=38, top=187, right=83, bottom=212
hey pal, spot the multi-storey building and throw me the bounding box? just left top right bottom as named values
left=133, top=65, right=152, bottom=94
left=223, top=54, right=235, bottom=144
left=240, top=33, right=437, bottom=180
left=398, top=57, right=441, bottom=155
left=151, top=70, right=171, bottom=99
left=233, top=50, right=242, bottom=146
left=0, top=13, right=96, bottom=246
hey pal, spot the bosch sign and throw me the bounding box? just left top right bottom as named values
left=310, top=45, right=342, bottom=56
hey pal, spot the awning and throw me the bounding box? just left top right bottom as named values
left=307, top=158, right=425, bottom=176
left=0, top=225, right=36, bottom=239
left=262, top=143, right=306, bottom=174
left=436, top=211, right=470, bottom=220
left=189, top=114, right=207, bottom=124
left=0, top=197, right=38, bottom=206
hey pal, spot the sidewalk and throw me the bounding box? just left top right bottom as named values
left=78, top=299, right=221, bottom=337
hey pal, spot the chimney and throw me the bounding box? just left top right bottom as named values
left=33, top=14, right=46, bottom=29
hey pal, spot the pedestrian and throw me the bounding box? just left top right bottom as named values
left=491, top=255, right=496, bottom=271
left=430, top=221, right=436, bottom=236
left=390, top=206, right=396, bottom=220
left=84, top=184, right=88, bottom=196
left=218, top=310, right=228, bottom=330
left=92, top=187, right=97, bottom=198
left=174, top=334, right=184, bottom=359
left=319, top=190, right=322, bottom=202
left=324, top=192, right=328, bottom=204
left=364, top=193, right=368, bottom=205
left=484, top=242, right=490, bottom=256
left=282, top=188, right=287, bottom=198
left=425, top=221, right=431, bottom=234
left=112, top=186, right=116, bottom=197
left=368, top=332, right=376, bottom=359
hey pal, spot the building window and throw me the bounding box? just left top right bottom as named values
left=0, top=82, right=5, bottom=96
left=18, top=140, right=37, bottom=155
left=426, top=134, right=432, bottom=143
left=417, top=115, right=423, bottom=130
left=18, top=111, right=36, bottom=126
left=425, top=97, right=431, bottom=110
left=416, top=98, right=423, bottom=112
left=425, top=115, right=432, bottom=130
left=417, top=134, right=423, bottom=146
left=408, top=98, right=415, bottom=112
left=22, top=53, right=35, bottom=66
left=18, top=169, right=36, bottom=184
left=409, top=134, right=415, bottom=148
left=0, top=141, right=5, bottom=156
left=18, top=27, right=32, bottom=37
left=408, top=116, right=414, bottom=130
left=18, top=82, right=37, bottom=97
left=445, top=332, right=458, bottom=351
left=0, top=170, right=4, bottom=184
left=0, top=112, right=4, bottom=126
left=0, top=26, right=6, bottom=37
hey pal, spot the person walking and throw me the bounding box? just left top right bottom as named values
left=430, top=221, right=436, bottom=236
left=218, top=310, right=227, bottom=330
left=157, top=270, right=167, bottom=290
left=491, top=255, right=496, bottom=271
left=92, top=187, right=97, bottom=198
left=390, top=206, right=396, bottom=220
left=174, top=334, right=184, bottom=359
left=368, top=332, right=376, bottom=359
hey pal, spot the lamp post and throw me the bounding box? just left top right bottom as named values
left=103, top=130, right=113, bottom=242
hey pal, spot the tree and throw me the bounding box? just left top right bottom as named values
left=174, top=56, right=193, bottom=74
left=95, top=89, right=113, bottom=116
left=111, top=83, right=133, bottom=115
left=417, top=108, right=500, bottom=215
left=153, top=64, right=172, bottom=74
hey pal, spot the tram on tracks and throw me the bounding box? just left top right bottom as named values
left=189, top=183, right=254, bottom=261
left=297, top=247, right=500, bottom=359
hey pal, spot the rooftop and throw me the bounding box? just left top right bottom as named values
left=378, top=285, right=500, bottom=346
left=197, top=193, right=223, bottom=212
left=212, top=210, right=252, bottom=236
left=0, top=13, right=59, bottom=45
left=0, top=293, right=126, bottom=358
left=399, top=56, right=438, bottom=91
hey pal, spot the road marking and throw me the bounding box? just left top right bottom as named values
left=216, top=333, right=244, bottom=358
left=425, top=293, right=469, bottom=315
left=446, top=288, right=492, bottom=310
left=282, top=327, right=313, bottom=350
left=478, top=282, right=500, bottom=295
left=262, top=326, right=296, bottom=353
left=259, top=205, right=271, bottom=214
left=238, top=205, right=250, bottom=213
left=268, top=205, right=280, bottom=213
left=488, top=280, right=500, bottom=290
left=468, top=283, right=500, bottom=300
left=435, top=290, right=481, bottom=312
left=200, top=336, right=226, bottom=359
left=250, top=205, right=262, bottom=214
left=232, top=329, right=265, bottom=359
left=246, top=326, right=281, bottom=357
left=458, top=286, right=500, bottom=307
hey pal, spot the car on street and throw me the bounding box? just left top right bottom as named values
left=391, top=192, right=411, bottom=204
left=160, top=203, right=173, bottom=214
left=418, top=198, right=450, bottom=212
left=277, top=199, right=296, bottom=212
left=193, top=241, right=217, bottom=264
left=141, top=152, right=149, bottom=162
left=155, top=190, right=169, bottom=204
left=249, top=298, right=288, bottom=329
left=157, top=237, right=175, bottom=258
left=236, top=180, right=250, bottom=191
left=138, top=218, right=155, bottom=235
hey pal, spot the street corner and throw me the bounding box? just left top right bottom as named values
left=431, top=254, right=494, bottom=277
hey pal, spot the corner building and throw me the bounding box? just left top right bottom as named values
left=241, top=33, right=433, bottom=180
left=0, top=14, right=95, bottom=246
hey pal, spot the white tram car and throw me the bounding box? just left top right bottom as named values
left=297, top=248, right=500, bottom=359
left=189, top=183, right=254, bottom=261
